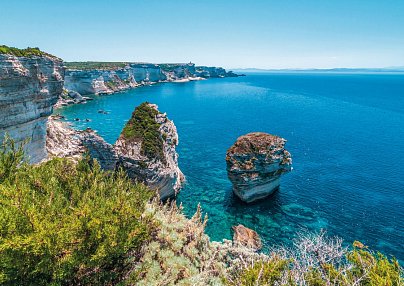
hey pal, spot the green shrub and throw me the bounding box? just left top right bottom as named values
left=0, top=138, right=153, bottom=285
left=230, top=256, right=292, bottom=286
left=226, top=234, right=403, bottom=286
left=0, top=45, right=57, bottom=58
left=121, top=102, right=165, bottom=163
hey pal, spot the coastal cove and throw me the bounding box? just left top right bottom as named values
left=58, top=72, right=404, bottom=261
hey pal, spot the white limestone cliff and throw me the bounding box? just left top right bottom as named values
left=0, top=53, right=64, bottom=163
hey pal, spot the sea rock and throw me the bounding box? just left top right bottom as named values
left=115, top=103, right=184, bottom=200
left=0, top=53, right=64, bottom=163
left=232, top=224, right=262, bottom=251
left=226, top=132, right=292, bottom=203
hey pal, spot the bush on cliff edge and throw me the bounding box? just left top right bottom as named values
left=0, top=136, right=153, bottom=285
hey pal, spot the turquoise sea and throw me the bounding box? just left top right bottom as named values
left=58, top=73, right=404, bottom=261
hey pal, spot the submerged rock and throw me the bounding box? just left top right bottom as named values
left=226, top=132, right=292, bottom=203
left=232, top=224, right=262, bottom=251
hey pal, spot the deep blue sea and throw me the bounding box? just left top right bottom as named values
left=58, top=73, right=404, bottom=261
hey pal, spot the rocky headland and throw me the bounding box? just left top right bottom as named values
left=115, top=102, right=185, bottom=199
left=0, top=48, right=64, bottom=163
left=47, top=103, right=184, bottom=200
left=226, top=132, right=292, bottom=203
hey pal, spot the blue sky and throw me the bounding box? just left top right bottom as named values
left=1, top=0, right=404, bottom=69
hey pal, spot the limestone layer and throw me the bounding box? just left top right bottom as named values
left=0, top=54, right=64, bottom=163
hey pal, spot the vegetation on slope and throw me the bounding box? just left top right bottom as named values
left=0, top=45, right=58, bottom=58
left=0, top=136, right=153, bottom=285
left=121, top=102, right=165, bottom=163
left=0, top=136, right=402, bottom=285
left=65, top=61, right=128, bottom=70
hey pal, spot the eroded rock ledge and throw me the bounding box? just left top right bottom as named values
left=226, top=132, right=292, bottom=203
left=47, top=103, right=184, bottom=200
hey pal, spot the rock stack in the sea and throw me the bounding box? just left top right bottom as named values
left=0, top=49, right=64, bottom=163
left=114, top=102, right=184, bottom=200
left=46, top=103, right=184, bottom=200
left=226, top=132, right=292, bottom=203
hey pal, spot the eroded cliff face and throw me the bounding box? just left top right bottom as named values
left=64, top=69, right=137, bottom=95
left=226, top=132, right=292, bottom=203
left=0, top=54, right=64, bottom=163
left=63, top=62, right=239, bottom=96
left=47, top=103, right=184, bottom=200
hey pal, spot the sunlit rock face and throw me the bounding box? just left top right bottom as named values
left=0, top=54, right=64, bottom=163
left=64, top=70, right=111, bottom=95
left=130, top=64, right=166, bottom=82
left=226, top=132, right=292, bottom=203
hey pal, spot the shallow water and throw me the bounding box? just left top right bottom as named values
left=58, top=73, right=404, bottom=260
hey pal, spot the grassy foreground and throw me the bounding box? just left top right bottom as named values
left=0, top=136, right=402, bottom=285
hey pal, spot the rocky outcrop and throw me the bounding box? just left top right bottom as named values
left=114, top=103, right=184, bottom=200
left=0, top=53, right=64, bottom=163
left=54, top=88, right=93, bottom=108
left=47, top=103, right=184, bottom=200
left=46, top=116, right=85, bottom=160
left=232, top=224, right=262, bottom=251
left=47, top=116, right=118, bottom=170
left=226, top=132, right=292, bottom=203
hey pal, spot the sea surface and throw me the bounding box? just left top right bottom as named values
left=58, top=73, right=404, bottom=261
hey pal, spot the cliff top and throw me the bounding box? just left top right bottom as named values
left=0, top=45, right=60, bottom=60
left=227, top=132, right=286, bottom=155
left=65, top=61, right=195, bottom=71
left=65, top=61, right=128, bottom=70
